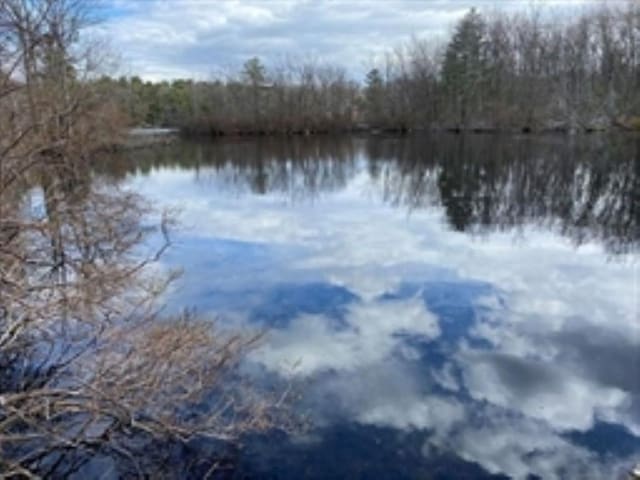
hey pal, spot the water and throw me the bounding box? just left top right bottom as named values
left=105, top=134, right=639, bottom=479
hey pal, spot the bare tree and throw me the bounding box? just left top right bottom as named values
left=0, top=1, right=288, bottom=477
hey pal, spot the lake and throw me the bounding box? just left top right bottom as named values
left=104, top=134, right=639, bottom=479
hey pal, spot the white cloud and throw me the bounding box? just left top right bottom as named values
left=252, top=295, right=440, bottom=377
left=443, top=411, right=621, bottom=480
left=96, top=0, right=599, bottom=80
left=458, top=350, right=628, bottom=431
left=359, top=394, right=465, bottom=432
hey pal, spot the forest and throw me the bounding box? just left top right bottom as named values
left=100, top=3, right=640, bottom=135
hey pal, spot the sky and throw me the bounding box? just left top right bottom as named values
left=96, top=0, right=601, bottom=81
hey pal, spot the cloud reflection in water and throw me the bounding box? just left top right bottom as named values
left=115, top=135, right=639, bottom=479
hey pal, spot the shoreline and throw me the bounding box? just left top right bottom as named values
left=177, top=124, right=639, bottom=139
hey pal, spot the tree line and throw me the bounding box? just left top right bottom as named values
left=100, top=58, right=360, bottom=135
left=366, top=3, right=640, bottom=132
left=101, top=2, right=640, bottom=135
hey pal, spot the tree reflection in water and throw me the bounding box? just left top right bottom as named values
left=101, top=134, right=639, bottom=255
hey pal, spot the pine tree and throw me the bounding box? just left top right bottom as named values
left=442, top=8, right=487, bottom=127
left=364, top=68, right=385, bottom=125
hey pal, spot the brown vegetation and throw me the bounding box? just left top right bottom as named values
left=0, top=0, right=286, bottom=477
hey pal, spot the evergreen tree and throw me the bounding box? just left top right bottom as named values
left=442, top=8, right=488, bottom=127
left=242, top=57, right=267, bottom=126
left=242, top=56, right=267, bottom=86
left=364, top=68, right=385, bottom=125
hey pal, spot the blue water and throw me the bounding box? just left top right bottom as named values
left=115, top=135, right=639, bottom=479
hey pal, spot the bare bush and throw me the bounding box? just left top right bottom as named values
left=0, top=1, right=287, bottom=477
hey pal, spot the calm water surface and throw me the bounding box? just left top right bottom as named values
left=107, top=135, right=639, bottom=479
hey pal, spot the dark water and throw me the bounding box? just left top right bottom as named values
left=108, top=134, right=639, bottom=479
